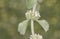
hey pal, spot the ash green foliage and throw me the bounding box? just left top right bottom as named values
left=18, top=20, right=29, bottom=35
left=0, top=0, right=60, bottom=39
left=26, top=0, right=37, bottom=9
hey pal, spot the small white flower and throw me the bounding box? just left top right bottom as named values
left=29, top=33, right=43, bottom=39
left=25, top=10, right=41, bottom=20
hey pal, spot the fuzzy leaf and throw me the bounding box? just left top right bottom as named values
left=18, top=20, right=29, bottom=35
left=26, top=0, right=37, bottom=9
left=36, top=20, right=49, bottom=32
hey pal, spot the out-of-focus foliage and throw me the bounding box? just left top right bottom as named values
left=0, top=0, right=60, bottom=39
left=26, top=0, right=37, bottom=9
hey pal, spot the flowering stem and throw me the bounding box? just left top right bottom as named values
left=32, top=1, right=37, bottom=13
left=33, top=4, right=36, bottom=12
left=31, top=20, right=34, bottom=35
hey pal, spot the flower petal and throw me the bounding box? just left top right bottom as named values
left=18, top=20, right=29, bottom=35
left=36, top=20, right=49, bottom=32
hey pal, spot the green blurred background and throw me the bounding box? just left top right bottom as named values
left=0, top=0, right=60, bottom=39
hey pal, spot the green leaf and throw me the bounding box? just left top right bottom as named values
left=37, top=0, right=43, bottom=3
left=18, top=20, right=29, bottom=35
left=36, top=20, right=49, bottom=32
left=26, top=0, right=37, bottom=9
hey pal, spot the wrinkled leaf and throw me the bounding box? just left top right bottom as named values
left=36, top=20, right=49, bottom=32
left=18, top=20, right=29, bottom=35
left=26, top=0, right=37, bottom=9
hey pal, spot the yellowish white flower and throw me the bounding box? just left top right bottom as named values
left=29, top=33, right=43, bottom=39
left=25, top=10, right=41, bottom=20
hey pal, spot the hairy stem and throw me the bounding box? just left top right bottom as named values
left=32, top=1, right=37, bottom=13
left=31, top=20, right=34, bottom=35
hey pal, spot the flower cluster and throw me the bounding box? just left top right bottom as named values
left=29, top=34, right=43, bottom=39
left=25, top=10, right=41, bottom=20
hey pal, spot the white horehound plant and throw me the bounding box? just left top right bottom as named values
left=18, top=0, right=49, bottom=39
